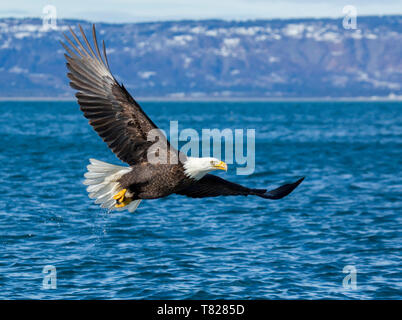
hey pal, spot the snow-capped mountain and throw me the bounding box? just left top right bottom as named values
left=0, top=16, right=401, bottom=98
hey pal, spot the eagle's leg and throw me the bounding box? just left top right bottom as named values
left=113, top=189, right=133, bottom=208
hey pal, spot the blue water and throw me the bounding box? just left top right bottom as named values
left=0, top=101, right=401, bottom=299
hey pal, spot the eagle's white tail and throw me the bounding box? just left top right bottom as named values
left=83, top=159, right=142, bottom=213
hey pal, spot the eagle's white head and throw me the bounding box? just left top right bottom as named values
left=183, top=157, right=228, bottom=180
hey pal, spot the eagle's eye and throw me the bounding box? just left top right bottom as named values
left=210, top=160, right=216, bottom=166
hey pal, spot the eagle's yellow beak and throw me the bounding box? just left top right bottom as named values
left=213, top=161, right=228, bottom=171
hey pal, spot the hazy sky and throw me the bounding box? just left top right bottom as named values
left=0, top=0, right=401, bottom=22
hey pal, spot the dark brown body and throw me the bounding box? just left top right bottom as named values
left=118, top=163, right=194, bottom=199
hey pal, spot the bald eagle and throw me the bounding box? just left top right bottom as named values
left=61, top=25, right=304, bottom=213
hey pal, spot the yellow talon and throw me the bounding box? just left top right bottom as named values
left=115, top=197, right=132, bottom=208
left=113, top=189, right=127, bottom=202
left=113, top=189, right=133, bottom=208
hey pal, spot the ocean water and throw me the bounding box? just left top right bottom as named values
left=0, top=101, right=401, bottom=300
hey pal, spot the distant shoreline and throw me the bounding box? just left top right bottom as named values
left=1, top=97, right=401, bottom=102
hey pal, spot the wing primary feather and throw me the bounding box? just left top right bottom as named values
left=69, top=77, right=106, bottom=96
left=89, top=117, right=116, bottom=127
left=79, top=103, right=111, bottom=110
left=66, top=59, right=106, bottom=88
left=93, top=121, right=122, bottom=132
left=63, top=33, right=85, bottom=58
left=92, top=24, right=105, bottom=66
left=78, top=100, right=111, bottom=108
left=68, top=26, right=91, bottom=58
left=79, top=24, right=98, bottom=61
left=69, top=26, right=112, bottom=77
left=259, top=177, right=305, bottom=200
left=67, top=69, right=104, bottom=90
left=60, top=42, right=79, bottom=59
left=75, top=92, right=111, bottom=102
left=75, top=91, right=106, bottom=98
left=71, top=84, right=105, bottom=97
left=82, top=111, right=115, bottom=119
left=102, top=40, right=110, bottom=70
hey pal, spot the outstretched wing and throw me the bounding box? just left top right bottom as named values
left=176, top=175, right=304, bottom=199
left=61, top=25, right=175, bottom=165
